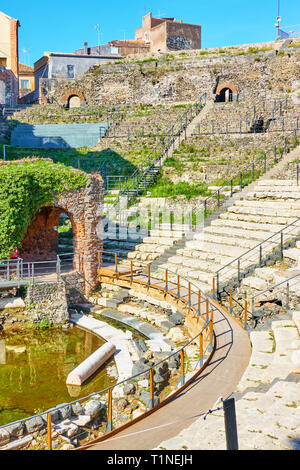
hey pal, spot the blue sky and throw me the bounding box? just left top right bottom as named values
left=3, top=0, right=300, bottom=65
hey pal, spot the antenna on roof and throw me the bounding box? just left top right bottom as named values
left=156, top=9, right=166, bottom=18
left=275, top=0, right=282, bottom=39
left=94, top=24, right=101, bottom=54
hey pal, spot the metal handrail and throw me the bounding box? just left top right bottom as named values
left=250, top=271, right=300, bottom=326
left=200, top=128, right=298, bottom=218
left=0, top=252, right=78, bottom=287
left=113, top=93, right=208, bottom=206
left=0, top=252, right=221, bottom=447
left=103, top=128, right=298, bottom=232
left=214, top=216, right=300, bottom=297
left=190, top=114, right=300, bottom=136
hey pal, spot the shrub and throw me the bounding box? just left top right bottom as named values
left=0, top=160, right=87, bottom=259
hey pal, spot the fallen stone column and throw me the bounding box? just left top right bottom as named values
left=66, top=342, right=116, bottom=386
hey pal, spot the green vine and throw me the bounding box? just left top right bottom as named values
left=0, top=159, right=88, bottom=259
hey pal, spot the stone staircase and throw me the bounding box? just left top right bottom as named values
left=147, top=177, right=300, bottom=292
left=102, top=228, right=187, bottom=266
left=102, top=139, right=300, bottom=293
left=155, top=310, right=300, bottom=450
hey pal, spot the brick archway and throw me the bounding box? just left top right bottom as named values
left=20, top=174, right=104, bottom=293
left=63, top=89, right=86, bottom=108
left=216, top=82, right=239, bottom=102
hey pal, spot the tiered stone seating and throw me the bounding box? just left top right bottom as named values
left=149, top=179, right=300, bottom=292
left=155, top=311, right=300, bottom=450
left=102, top=228, right=185, bottom=266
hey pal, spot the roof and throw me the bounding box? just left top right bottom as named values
left=19, top=63, right=34, bottom=74
left=0, top=10, right=20, bottom=26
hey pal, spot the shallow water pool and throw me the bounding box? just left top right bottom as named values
left=0, top=326, right=116, bottom=425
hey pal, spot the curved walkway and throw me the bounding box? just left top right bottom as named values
left=86, top=302, right=251, bottom=450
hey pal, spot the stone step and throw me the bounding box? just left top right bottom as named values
left=227, top=204, right=300, bottom=219
left=245, top=190, right=300, bottom=201
left=255, top=179, right=297, bottom=186
left=210, top=218, right=285, bottom=233
left=219, top=211, right=294, bottom=225
left=164, top=255, right=222, bottom=273
left=201, top=226, right=273, bottom=242
left=141, top=236, right=178, bottom=246
left=235, top=199, right=300, bottom=210
left=283, top=247, right=300, bottom=262
left=184, top=239, right=257, bottom=257
left=149, top=229, right=185, bottom=238
left=176, top=248, right=234, bottom=267
left=192, top=232, right=262, bottom=250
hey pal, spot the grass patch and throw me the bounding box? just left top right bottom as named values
left=146, top=178, right=211, bottom=199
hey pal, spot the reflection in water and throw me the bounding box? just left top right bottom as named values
left=0, top=341, right=5, bottom=364
left=0, top=327, right=115, bottom=425
left=67, top=384, right=82, bottom=398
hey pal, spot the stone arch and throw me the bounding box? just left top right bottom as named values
left=215, top=82, right=239, bottom=102
left=20, top=174, right=104, bottom=293
left=63, top=89, right=86, bottom=108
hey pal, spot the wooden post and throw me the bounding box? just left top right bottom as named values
left=147, top=264, right=151, bottom=286
left=165, top=269, right=168, bottom=292
left=212, top=277, right=216, bottom=299
left=107, top=388, right=113, bottom=432
left=180, top=349, right=185, bottom=385
left=206, top=298, right=209, bottom=319
left=229, top=290, right=233, bottom=314
left=114, top=253, right=118, bottom=275
left=130, top=261, right=133, bottom=283
left=188, top=282, right=191, bottom=308
left=177, top=275, right=180, bottom=299
left=209, top=310, right=214, bottom=351
left=244, top=300, right=248, bottom=330
left=197, top=290, right=201, bottom=316
left=149, top=368, right=154, bottom=409
left=47, top=413, right=52, bottom=450
left=199, top=333, right=203, bottom=367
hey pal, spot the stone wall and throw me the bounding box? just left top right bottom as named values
left=47, top=40, right=300, bottom=107
left=25, top=281, right=69, bottom=325
left=20, top=173, right=104, bottom=294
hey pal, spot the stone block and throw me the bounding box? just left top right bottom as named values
left=25, top=415, right=46, bottom=434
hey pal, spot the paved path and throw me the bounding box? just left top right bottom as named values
left=86, top=304, right=251, bottom=450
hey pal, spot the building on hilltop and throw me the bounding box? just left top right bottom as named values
left=18, top=63, right=34, bottom=99
left=25, top=50, right=122, bottom=105
left=135, top=12, right=201, bottom=53
left=107, top=13, right=201, bottom=56
left=74, top=13, right=202, bottom=58
left=0, top=10, right=20, bottom=105
left=74, top=42, right=121, bottom=57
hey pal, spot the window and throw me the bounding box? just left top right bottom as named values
left=67, top=65, right=75, bottom=79
left=21, top=79, right=31, bottom=90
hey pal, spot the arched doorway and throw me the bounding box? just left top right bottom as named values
left=219, top=87, right=233, bottom=102
left=68, top=95, right=81, bottom=109
left=19, top=174, right=104, bottom=293
left=63, top=89, right=86, bottom=109
left=19, top=206, right=78, bottom=277
left=215, top=82, right=239, bottom=102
